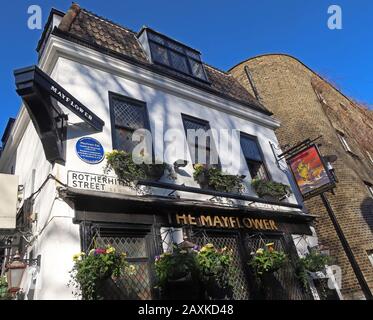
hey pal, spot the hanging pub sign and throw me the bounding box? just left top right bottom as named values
left=76, top=137, right=105, bottom=164
left=14, top=65, right=104, bottom=164
left=287, top=144, right=335, bottom=200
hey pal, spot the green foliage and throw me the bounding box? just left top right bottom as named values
left=105, top=150, right=169, bottom=185
left=197, top=243, right=233, bottom=288
left=193, top=164, right=243, bottom=193
left=68, top=246, right=134, bottom=300
left=0, top=276, right=12, bottom=300
left=249, top=243, right=287, bottom=275
left=154, top=245, right=200, bottom=288
left=251, top=179, right=291, bottom=199
left=296, top=249, right=332, bottom=292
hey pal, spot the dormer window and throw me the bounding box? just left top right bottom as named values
left=139, top=28, right=209, bottom=82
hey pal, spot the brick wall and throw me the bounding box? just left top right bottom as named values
left=230, top=54, right=373, bottom=299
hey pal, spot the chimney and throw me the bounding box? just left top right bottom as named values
left=58, top=3, right=81, bottom=32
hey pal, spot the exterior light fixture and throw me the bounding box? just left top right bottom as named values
left=5, top=252, right=41, bottom=294
left=6, top=252, right=26, bottom=294
left=173, top=159, right=189, bottom=171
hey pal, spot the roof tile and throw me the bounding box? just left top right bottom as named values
left=59, top=6, right=270, bottom=114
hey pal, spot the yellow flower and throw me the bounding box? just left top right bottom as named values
left=194, top=163, right=205, bottom=170
left=89, top=249, right=95, bottom=256
left=121, top=252, right=127, bottom=257
left=73, top=252, right=85, bottom=261
left=106, top=246, right=115, bottom=254
left=128, top=265, right=136, bottom=275
left=256, top=248, right=264, bottom=255
left=265, top=243, right=274, bottom=247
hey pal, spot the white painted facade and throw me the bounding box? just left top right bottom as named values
left=0, top=21, right=318, bottom=300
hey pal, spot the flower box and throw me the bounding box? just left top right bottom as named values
left=251, top=179, right=291, bottom=201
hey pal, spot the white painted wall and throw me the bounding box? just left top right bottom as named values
left=52, top=56, right=298, bottom=205
left=0, top=35, right=306, bottom=299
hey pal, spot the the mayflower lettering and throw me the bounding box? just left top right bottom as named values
left=175, top=213, right=278, bottom=231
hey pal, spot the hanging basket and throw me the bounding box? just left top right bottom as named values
left=204, top=276, right=233, bottom=300
left=161, top=273, right=204, bottom=300
left=143, top=164, right=166, bottom=180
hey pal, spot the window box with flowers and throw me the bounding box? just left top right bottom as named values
left=104, top=150, right=170, bottom=185
left=68, top=245, right=135, bottom=300
left=193, top=164, right=243, bottom=193
left=251, top=179, right=292, bottom=201
left=196, top=243, right=234, bottom=300
left=154, top=244, right=203, bottom=300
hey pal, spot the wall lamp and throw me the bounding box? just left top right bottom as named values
left=6, top=252, right=41, bottom=294
left=173, top=159, right=189, bottom=171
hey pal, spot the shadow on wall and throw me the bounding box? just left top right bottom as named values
left=361, top=197, right=373, bottom=234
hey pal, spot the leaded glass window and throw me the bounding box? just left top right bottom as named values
left=240, top=134, right=268, bottom=180
left=110, top=95, right=149, bottom=153
left=147, top=30, right=209, bottom=81
left=182, top=115, right=214, bottom=165
left=92, top=232, right=153, bottom=300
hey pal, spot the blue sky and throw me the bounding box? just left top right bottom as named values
left=1, top=0, right=372, bottom=136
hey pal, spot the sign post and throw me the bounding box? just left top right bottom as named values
left=281, top=139, right=372, bottom=300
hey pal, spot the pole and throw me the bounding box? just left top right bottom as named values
left=320, top=193, right=373, bottom=300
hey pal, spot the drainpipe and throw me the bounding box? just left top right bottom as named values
left=244, top=65, right=261, bottom=102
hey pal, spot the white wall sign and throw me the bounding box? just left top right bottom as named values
left=67, top=171, right=136, bottom=195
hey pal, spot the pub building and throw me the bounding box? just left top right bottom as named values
left=0, top=4, right=339, bottom=300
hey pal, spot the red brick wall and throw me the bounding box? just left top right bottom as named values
left=230, top=54, right=373, bottom=299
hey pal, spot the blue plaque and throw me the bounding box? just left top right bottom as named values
left=76, top=137, right=105, bottom=164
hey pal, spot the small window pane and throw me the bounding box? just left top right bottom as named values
left=183, top=116, right=214, bottom=164
left=240, top=136, right=262, bottom=162
left=112, top=98, right=145, bottom=130
left=115, top=128, right=137, bottom=152
left=169, top=50, right=189, bottom=73
left=366, top=183, right=373, bottom=198
left=189, top=59, right=206, bottom=80
left=147, top=32, right=165, bottom=45
left=150, top=42, right=169, bottom=65
left=183, top=118, right=209, bottom=132
left=247, top=161, right=267, bottom=180
left=191, top=146, right=211, bottom=164
left=167, top=41, right=184, bottom=53
left=367, top=250, right=373, bottom=267
left=187, top=50, right=202, bottom=61
left=338, top=134, right=352, bottom=152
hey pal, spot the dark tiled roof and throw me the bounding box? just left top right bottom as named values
left=54, top=6, right=271, bottom=115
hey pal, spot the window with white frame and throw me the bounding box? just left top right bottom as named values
left=367, top=152, right=373, bottom=165
left=367, top=250, right=373, bottom=267
left=337, top=132, right=352, bottom=153
left=365, top=182, right=373, bottom=198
